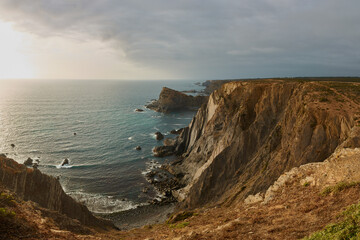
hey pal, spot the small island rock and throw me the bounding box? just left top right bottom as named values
left=135, top=146, right=142, bottom=150
left=61, top=158, right=70, bottom=166
left=155, top=132, right=164, bottom=141
left=24, top=157, right=33, bottom=166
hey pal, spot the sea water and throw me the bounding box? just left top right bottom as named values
left=0, top=79, right=203, bottom=213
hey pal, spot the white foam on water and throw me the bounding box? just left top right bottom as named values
left=56, top=164, right=73, bottom=169
left=68, top=191, right=144, bottom=213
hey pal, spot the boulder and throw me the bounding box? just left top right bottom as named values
left=135, top=146, right=142, bottom=150
left=61, top=158, right=70, bottom=166
left=155, top=132, right=164, bottom=141
left=153, top=146, right=175, bottom=157
left=135, top=108, right=144, bottom=112
left=164, top=138, right=176, bottom=146
left=24, top=158, right=33, bottom=166
left=170, top=129, right=183, bottom=135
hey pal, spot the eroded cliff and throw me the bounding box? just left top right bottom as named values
left=0, top=156, right=113, bottom=229
left=169, top=80, right=360, bottom=208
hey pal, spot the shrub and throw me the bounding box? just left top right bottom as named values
left=321, top=182, right=360, bottom=196
left=169, top=222, right=190, bottom=229
left=304, top=202, right=360, bottom=239
left=0, top=207, right=15, bottom=218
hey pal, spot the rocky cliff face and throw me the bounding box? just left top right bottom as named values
left=146, top=87, right=208, bottom=113
left=0, top=156, right=113, bottom=229
left=169, top=80, right=360, bottom=208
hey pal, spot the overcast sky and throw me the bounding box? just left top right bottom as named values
left=0, top=0, right=359, bottom=80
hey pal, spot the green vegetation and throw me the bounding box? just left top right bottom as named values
left=0, top=207, right=15, bottom=218
left=0, top=192, right=15, bottom=205
left=169, top=222, right=190, bottom=229
left=304, top=202, right=360, bottom=240
left=303, top=182, right=310, bottom=187
left=0, top=191, right=16, bottom=219
left=321, top=182, right=360, bottom=196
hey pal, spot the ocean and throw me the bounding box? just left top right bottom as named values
left=0, top=79, right=203, bottom=213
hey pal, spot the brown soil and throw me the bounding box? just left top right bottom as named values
left=101, top=184, right=360, bottom=240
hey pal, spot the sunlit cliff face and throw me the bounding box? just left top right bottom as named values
left=0, top=21, right=35, bottom=79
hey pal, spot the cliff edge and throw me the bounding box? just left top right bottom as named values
left=0, top=155, right=113, bottom=229
left=167, top=80, right=360, bottom=208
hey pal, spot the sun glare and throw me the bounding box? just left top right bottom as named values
left=0, top=21, right=35, bottom=79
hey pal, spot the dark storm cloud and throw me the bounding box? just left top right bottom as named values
left=0, top=0, right=359, bottom=78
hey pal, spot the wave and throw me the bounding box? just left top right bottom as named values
left=141, top=159, right=162, bottom=175
left=41, top=163, right=99, bottom=170
left=68, top=191, right=145, bottom=214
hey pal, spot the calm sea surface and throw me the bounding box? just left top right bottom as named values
left=0, top=79, right=202, bottom=213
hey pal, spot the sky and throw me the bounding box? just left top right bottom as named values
left=0, top=0, right=359, bottom=80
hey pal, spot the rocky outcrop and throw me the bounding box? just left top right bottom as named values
left=146, top=87, right=208, bottom=113
left=0, top=156, right=113, bottom=229
left=155, top=131, right=164, bottom=141
left=168, top=80, right=360, bottom=209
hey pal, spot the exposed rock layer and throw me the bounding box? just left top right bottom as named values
left=146, top=87, right=208, bottom=113
left=0, top=156, right=113, bottom=229
left=169, top=80, right=360, bottom=208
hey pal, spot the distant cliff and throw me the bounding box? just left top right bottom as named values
left=0, top=156, right=113, bottom=229
left=167, top=80, right=360, bottom=208
left=146, top=87, right=208, bottom=113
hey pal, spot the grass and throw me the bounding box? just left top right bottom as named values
left=303, top=182, right=310, bottom=187
left=0, top=207, right=15, bottom=218
left=321, top=182, right=360, bottom=196
left=169, top=222, right=190, bottom=229
left=0, top=191, right=16, bottom=219
left=304, top=202, right=360, bottom=239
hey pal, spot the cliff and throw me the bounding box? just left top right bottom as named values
left=168, top=80, right=360, bottom=208
left=146, top=87, right=208, bottom=113
left=0, top=155, right=113, bottom=229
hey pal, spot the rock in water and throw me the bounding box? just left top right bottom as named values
left=155, top=132, right=164, bottom=141
left=153, top=146, right=175, bottom=157
left=170, top=128, right=183, bottom=135
left=135, top=108, right=144, bottom=112
left=136, top=146, right=142, bottom=150
left=146, top=87, right=208, bottom=113
left=61, top=158, right=70, bottom=166
left=23, top=157, right=33, bottom=166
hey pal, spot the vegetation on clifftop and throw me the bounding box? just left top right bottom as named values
left=305, top=202, right=360, bottom=240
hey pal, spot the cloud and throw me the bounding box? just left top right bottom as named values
left=0, top=0, right=359, bottom=79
